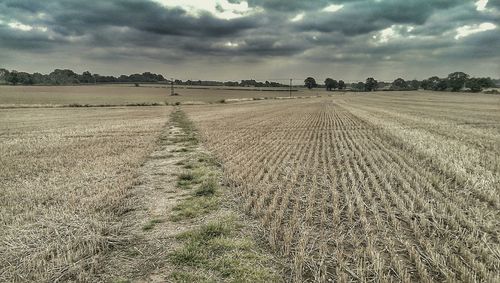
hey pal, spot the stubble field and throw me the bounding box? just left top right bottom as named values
left=0, top=87, right=499, bottom=282
left=185, top=92, right=500, bottom=281
left=0, top=106, right=169, bottom=281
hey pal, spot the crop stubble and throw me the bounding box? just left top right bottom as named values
left=0, top=106, right=169, bottom=281
left=185, top=93, right=500, bottom=282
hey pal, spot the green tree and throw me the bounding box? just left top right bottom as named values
left=422, top=76, right=443, bottom=91
left=447, top=72, right=469, bottom=92
left=466, top=77, right=496, bottom=92
left=391, top=78, right=408, bottom=90
left=79, top=71, right=94, bottom=83
left=324, top=78, right=338, bottom=91
left=365, top=77, right=378, bottom=91
left=466, top=78, right=482, bottom=92
left=338, top=80, right=346, bottom=90
left=351, top=82, right=365, bottom=91
left=436, top=79, right=448, bottom=91
left=409, top=80, right=420, bottom=90
left=6, top=71, right=19, bottom=85
left=304, top=77, right=317, bottom=89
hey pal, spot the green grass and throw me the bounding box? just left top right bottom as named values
left=142, top=219, right=163, bottom=231
left=170, top=108, right=198, bottom=146
left=176, top=170, right=205, bottom=189
left=171, top=196, right=218, bottom=221
left=169, top=216, right=280, bottom=282
left=195, top=179, right=218, bottom=197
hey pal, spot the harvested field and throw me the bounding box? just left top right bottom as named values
left=0, top=106, right=169, bottom=281
left=0, top=85, right=318, bottom=107
left=185, top=92, right=500, bottom=281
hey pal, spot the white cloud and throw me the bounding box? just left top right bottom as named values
left=224, top=41, right=239, bottom=47
left=322, top=4, right=344, bottom=12
left=7, top=21, right=49, bottom=32
left=455, top=22, right=496, bottom=39
left=8, top=22, right=33, bottom=31
left=475, top=0, right=488, bottom=11
left=152, top=0, right=259, bottom=20
left=374, top=26, right=397, bottom=43
left=290, top=13, right=304, bottom=22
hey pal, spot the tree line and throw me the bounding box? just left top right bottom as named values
left=0, top=68, right=166, bottom=85
left=1, top=68, right=496, bottom=92
left=305, top=72, right=497, bottom=93
left=0, top=68, right=289, bottom=88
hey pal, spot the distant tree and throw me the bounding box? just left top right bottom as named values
left=435, top=79, right=448, bottom=91
left=304, top=77, right=317, bottom=89
left=476, top=77, right=495, bottom=88
left=391, top=78, right=408, bottom=90
left=324, top=78, right=338, bottom=91
left=466, top=77, right=496, bottom=92
left=6, top=71, right=19, bottom=85
left=365, top=77, right=378, bottom=91
left=49, top=69, right=79, bottom=85
left=421, top=76, right=443, bottom=91
left=409, top=80, right=420, bottom=90
left=79, top=71, right=94, bottom=83
left=465, top=78, right=482, bottom=92
left=17, top=72, right=33, bottom=85
left=377, top=81, right=389, bottom=90
left=447, top=72, right=469, bottom=92
left=420, top=79, right=431, bottom=90
left=351, top=82, right=365, bottom=91
left=338, top=80, right=346, bottom=90
left=0, top=68, right=9, bottom=83
left=31, top=72, right=49, bottom=84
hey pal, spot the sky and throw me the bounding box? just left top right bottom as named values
left=0, top=0, right=499, bottom=82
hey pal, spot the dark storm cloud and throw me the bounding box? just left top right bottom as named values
left=294, top=0, right=473, bottom=35
left=0, top=0, right=498, bottom=79
left=1, top=0, right=258, bottom=37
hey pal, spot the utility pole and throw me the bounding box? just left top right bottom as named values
left=171, top=77, right=174, bottom=96
left=289, top=78, right=292, bottom=97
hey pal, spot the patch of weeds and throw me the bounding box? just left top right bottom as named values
left=178, top=171, right=196, bottom=181
left=112, top=278, right=131, bottom=283
left=171, top=197, right=218, bottom=221
left=142, top=219, right=163, bottom=231
left=169, top=216, right=280, bottom=282
left=195, top=178, right=218, bottom=197
left=177, top=170, right=204, bottom=189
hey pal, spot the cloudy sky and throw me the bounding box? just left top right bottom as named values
left=0, top=0, right=499, bottom=81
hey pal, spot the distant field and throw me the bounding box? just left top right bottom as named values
left=0, top=106, right=169, bottom=281
left=185, top=92, right=500, bottom=281
left=0, top=84, right=318, bottom=106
